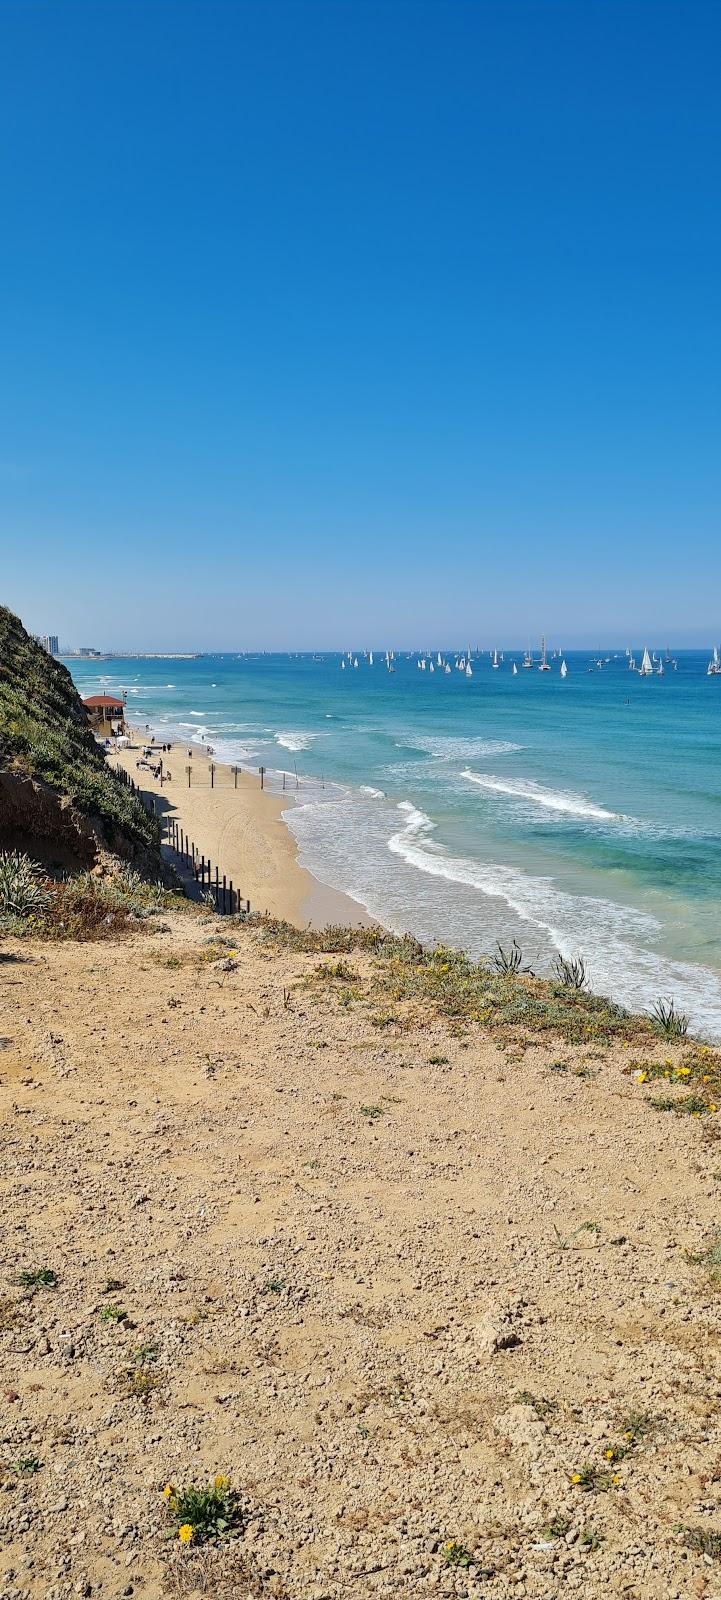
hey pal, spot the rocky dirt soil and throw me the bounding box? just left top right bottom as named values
left=2, top=912, right=721, bottom=1600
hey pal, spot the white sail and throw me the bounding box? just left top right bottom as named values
left=492, top=648, right=499, bottom=668
left=465, top=661, right=473, bottom=677
left=512, top=661, right=518, bottom=675
left=639, top=647, right=653, bottom=676
left=560, top=659, right=568, bottom=677
left=444, top=662, right=451, bottom=673
left=369, top=651, right=373, bottom=665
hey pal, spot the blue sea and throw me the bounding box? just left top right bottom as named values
left=67, top=649, right=721, bottom=1040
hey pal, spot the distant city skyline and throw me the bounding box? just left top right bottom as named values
left=2, top=0, right=720, bottom=647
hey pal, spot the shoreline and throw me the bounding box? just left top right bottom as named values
left=109, top=726, right=374, bottom=929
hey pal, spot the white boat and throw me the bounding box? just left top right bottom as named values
left=341, top=660, right=346, bottom=670
left=444, top=662, right=451, bottom=673
left=657, top=661, right=664, bottom=675
left=369, top=651, right=373, bottom=665
left=429, top=662, right=434, bottom=672
left=465, top=661, right=473, bottom=677
left=512, top=661, right=518, bottom=675
left=353, top=657, right=359, bottom=668
left=437, top=652, right=442, bottom=666
left=708, top=646, right=721, bottom=676
left=639, top=647, right=653, bottom=676
left=522, top=648, right=534, bottom=668
left=560, top=658, right=568, bottom=678
left=538, top=635, right=551, bottom=671
left=492, top=648, right=499, bottom=669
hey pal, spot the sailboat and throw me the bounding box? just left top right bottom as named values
left=437, top=652, right=442, bottom=667
left=522, top=647, right=534, bottom=668
left=639, top=647, right=653, bottom=676
left=429, top=661, right=434, bottom=673
left=341, top=659, right=346, bottom=670
left=538, top=636, right=551, bottom=671
left=560, top=658, right=568, bottom=678
left=492, top=648, right=499, bottom=669
left=369, top=651, right=373, bottom=665
left=444, top=662, right=451, bottom=674
left=465, top=660, right=473, bottom=677
left=708, top=646, right=721, bottom=676
left=353, top=657, right=359, bottom=668
left=657, top=659, right=664, bottom=676
left=512, top=661, right=518, bottom=675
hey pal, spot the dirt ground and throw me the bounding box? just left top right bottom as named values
left=2, top=910, right=721, bottom=1600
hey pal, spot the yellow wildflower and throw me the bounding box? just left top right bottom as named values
left=178, top=1524, right=194, bottom=1543
left=604, top=1449, right=615, bottom=1460
left=677, top=1066, right=691, bottom=1077
left=571, top=1473, right=582, bottom=1484
left=703, top=1075, right=711, bottom=1082
left=162, top=1484, right=174, bottom=1499
left=711, top=1104, right=718, bottom=1113
left=612, top=1474, right=621, bottom=1484
left=214, top=1474, right=230, bottom=1491
left=637, top=1071, right=647, bottom=1084
left=665, top=1058, right=673, bottom=1066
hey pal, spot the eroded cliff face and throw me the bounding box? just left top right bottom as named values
left=0, top=765, right=167, bottom=879
left=0, top=767, right=98, bottom=869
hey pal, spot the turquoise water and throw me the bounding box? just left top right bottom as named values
left=67, top=650, right=721, bottom=1039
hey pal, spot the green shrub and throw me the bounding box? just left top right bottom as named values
left=0, top=851, right=51, bottom=916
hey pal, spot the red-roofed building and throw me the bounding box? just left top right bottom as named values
left=82, top=693, right=126, bottom=734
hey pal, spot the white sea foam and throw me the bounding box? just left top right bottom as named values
left=285, top=793, right=721, bottom=1041
left=275, top=731, right=317, bottom=752
left=396, top=734, right=523, bottom=760
left=462, top=770, right=620, bottom=821
left=360, top=785, right=385, bottom=799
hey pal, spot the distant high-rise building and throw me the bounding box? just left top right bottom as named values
left=32, top=633, right=59, bottom=655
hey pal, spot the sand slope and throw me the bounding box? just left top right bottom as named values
left=1, top=912, right=720, bottom=1599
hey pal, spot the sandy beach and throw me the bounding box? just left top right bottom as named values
left=109, top=729, right=372, bottom=929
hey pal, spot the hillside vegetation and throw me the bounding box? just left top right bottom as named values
left=0, top=604, right=159, bottom=860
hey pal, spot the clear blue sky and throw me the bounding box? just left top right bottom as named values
left=1, top=0, right=719, bottom=649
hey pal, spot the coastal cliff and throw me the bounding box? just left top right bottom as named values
left=0, top=605, right=162, bottom=874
